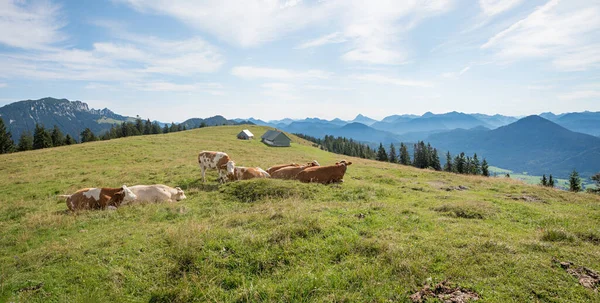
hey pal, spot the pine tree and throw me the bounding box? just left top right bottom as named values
left=17, top=131, right=33, bottom=151
left=151, top=122, right=162, bottom=134
left=472, top=153, right=481, bottom=175
left=590, top=173, right=600, bottom=193
left=135, top=117, right=144, bottom=134
left=481, top=159, right=489, bottom=177
left=200, top=122, right=207, bottom=128
left=569, top=170, right=582, bottom=192
left=431, top=148, right=442, bottom=171
left=50, top=125, right=65, bottom=146
left=540, top=174, right=548, bottom=186
left=388, top=143, right=397, bottom=163
left=454, top=152, right=466, bottom=174
left=376, top=143, right=388, bottom=162
left=64, top=134, right=77, bottom=145
left=163, top=124, right=169, bottom=133
left=144, top=119, right=152, bottom=135
left=0, top=117, right=14, bottom=153
left=399, top=143, right=411, bottom=165
left=444, top=151, right=453, bottom=172
left=80, top=128, right=97, bottom=143
left=548, top=174, right=555, bottom=188
left=33, top=124, right=53, bottom=150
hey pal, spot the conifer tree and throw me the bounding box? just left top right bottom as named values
left=200, top=122, right=207, bottom=128
left=151, top=122, right=162, bottom=134
left=399, top=143, right=410, bottom=165
left=454, top=152, right=466, bottom=174
left=33, top=124, right=53, bottom=150
left=548, top=174, right=555, bottom=188
left=444, top=151, right=453, bottom=172
left=80, top=128, right=97, bottom=143
left=376, top=143, right=388, bottom=162
left=590, top=173, right=600, bottom=193
left=163, top=124, right=169, bottom=133
left=135, top=117, right=144, bottom=134
left=481, top=159, right=489, bottom=177
left=51, top=125, right=65, bottom=146
left=388, top=143, right=397, bottom=163
left=17, top=131, right=33, bottom=151
left=569, top=170, right=582, bottom=192
left=0, top=117, right=14, bottom=153
left=64, top=134, right=77, bottom=145
left=144, top=119, right=152, bottom=135
left=540, top=174, right=548, bottom=186
left=472, top=153, right=481, bottom=175
left=431, top=148, right=442, bottom=171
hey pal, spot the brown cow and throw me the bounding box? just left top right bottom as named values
left=198, top=151, right=234, bottom=183
left=296, top=160, right=353, bottom=184
left=226, top=162, right=271, bottom=181
left=270, top=161, right=320, bottom=180
left=266, top=160, right=319, bottom=175
left=60, top=185, right=137, bottom=211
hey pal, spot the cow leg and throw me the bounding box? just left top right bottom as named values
left=201, top=166, right=206, bottom=183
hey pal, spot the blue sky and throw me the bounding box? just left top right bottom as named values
left=0, top=0, right=599, bottom=122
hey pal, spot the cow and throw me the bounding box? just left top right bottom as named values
left=198, top=151, right=234, bottom=183
left=129, top=184, right=186, bottom=203
left=60, top=185, right=137, bottom=211
left=266, top=160, right=320, bottom=175
left=296, top=160, right=353, bottom=184
left=225, top=161, right=271, bottom=181
left=270, top=161, right=320, bottom=180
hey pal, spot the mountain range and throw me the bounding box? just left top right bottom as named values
left=1, top=97, right=599, bottom=179
left=0, top=98, right=247, bottom=141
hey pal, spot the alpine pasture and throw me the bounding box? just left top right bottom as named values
left=1, top=125, right=599, bottom=302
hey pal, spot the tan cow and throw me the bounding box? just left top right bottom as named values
left=226, top=161, right=270, bottom=181
left=198, top=151, right=234, bottom=183
left=129, top=184, right=186, bottom=203
left=270, top=161, right=320, bottom=180
left=266, top=160, right=319, bottom=175
left=296, top=160, right=353, bottom=184
left=60, top=185, right=137, bottom=211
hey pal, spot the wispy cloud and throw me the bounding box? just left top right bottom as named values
left=558, top=90, right=600, bottom=101
left=441, top=65, right=471, bottom=78
left=296, top=32, right=346, bottom=49
left=231, top=66, right=332, bottom=80
left=481, top=0, right=600, bottom=71
left=0, top=0, right=66, bottom=50
left=0, top=83, right=7, bottom=88
left=351, top=74, right=432, bottom=87
left=125, top=82, right=225, bottom=94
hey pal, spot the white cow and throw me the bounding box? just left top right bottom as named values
left=129, top=184, right=187, bottom=203
left=198, top=151, right=234, bottom=183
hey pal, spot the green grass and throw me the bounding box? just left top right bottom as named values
left=488, top=166, right=593, bottom=189
left=1, top=125, right=600, bottom=302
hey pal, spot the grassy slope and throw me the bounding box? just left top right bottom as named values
left=1, top=125, right=599, bottom=302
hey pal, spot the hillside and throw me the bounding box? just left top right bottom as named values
left=1, top=125, right=600, bottom=302
left=428, top=116, right=600, bottom=179
left=0, top=97, right=135, bottom=141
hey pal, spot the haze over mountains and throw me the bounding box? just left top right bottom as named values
left=1, top=97, right=599, bottom=179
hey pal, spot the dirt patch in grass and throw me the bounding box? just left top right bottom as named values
left=410, top=280, right=480, bottom=302
left=433, top=201, right=494, bottom=219
left=576, top=231, right=600, bottom=245
left=443, top=185, right=469, bottom=192
left=554, top=259, right=600, bottom=291
left=507, top=194, right=545, bottom=203
left=541, top=229, right=575, bottom=242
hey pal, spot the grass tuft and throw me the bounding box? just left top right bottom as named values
left=432, top=201, right=494, bottom=219
left=220, top=179, right=318, bottom=202
left=541, top=229, right=575, bottom=242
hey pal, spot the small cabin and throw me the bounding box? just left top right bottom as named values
left=261, top=130, right=291, bottom=147
left=237, top=129, right=254, bottom=140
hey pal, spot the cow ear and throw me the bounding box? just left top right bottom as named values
left=347, top=162, right=353, bottom=166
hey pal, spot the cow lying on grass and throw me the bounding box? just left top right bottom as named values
left=129, top=184, right=186, bottom=203
left=267, top=160, right=320, bottom=175
left=271, top=161, right=320, bottom=180
left=296, top=160, right=352, bottom=184
left=60, top=185, right=137, bottom=211
left=198, top=151, right=234, bottom=183
left=226, top=161, right=271, bottom=181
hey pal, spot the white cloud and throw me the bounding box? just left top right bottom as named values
left=0, top=0, right=66, bottom=50
left=231, top=66, right=332, bottom=80
left=125, top=81, right=225, bottom=94
left=117, top=0, right=453, bottom=65
left=0, top=83, right=6, bottom=88
left=296, top=32, right=347, bottom=49
left=351, top=74, right=432, bottom=87
left=527, top=85, right=553, bottom=90
left=482, top=0, right=600, bottom=71
left=442, top=65, right=471, bottom=78
left=479, top=0, right=524, bottom=16
left=261, top=82, right=300, bottom=100
left=558, top=90, right=600, bottom=100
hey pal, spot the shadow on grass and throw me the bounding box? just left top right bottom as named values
left=178, top=178, right=220, bottom=192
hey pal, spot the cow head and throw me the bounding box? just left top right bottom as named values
left=174, top=187, right=187, bottom=201
left=120, top=185, right=137, bottom=204
left=336, top=160, right=352, bottom=166
left=311, top=160, right=320, bottom=166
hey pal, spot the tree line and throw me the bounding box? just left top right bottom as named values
left=0, top=116, right=194, bottom=153
left=295, top=134, right=490, bottom=176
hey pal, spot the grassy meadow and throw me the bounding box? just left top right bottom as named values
left=1, top=125, right=600, bottom=302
